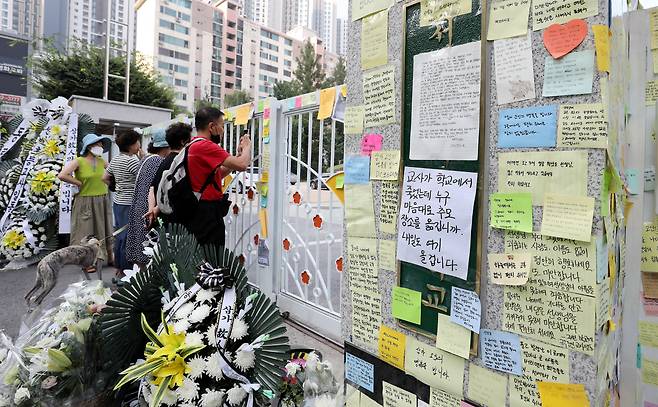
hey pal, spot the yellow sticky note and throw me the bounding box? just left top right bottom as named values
left=379, top=240, right=397, bottom=271
left=639, top=321, right=658, bottom=348
left=363, top=65, right=396, bottom=127
left=341, top=85, right=348, bottom=98
left=345, top=183, right=377, bottom=238
left=379, top=181, right=399, bottom=235
left=557, top=104, right=607, bottom=149
left=540, top=194, right=594, bottom=242
left=537, top=382, right=590, bottom=407
left=361, top=9, right=388, bottom=70
left=378, top=325, right=406, bottom=370
left=467, top=364, right=507, bottom=407
left=429, top=387, right=461, bottom=407
left=653, top=51, right=658, bottom=75
left=370, top=150, right=401, bottom=181
left=347, top=237, right=379, bottom=292
left=404, top=337, right=465, bottom=396
left=318, top=87, right=336, bottom=120
left=643, top=358, right=658, bottom=386
left=651, top=9, right=658, bottom=49
left=235, top=103, right=252, bottom=125
left=352, top=0, right=393, bottom=21
left=647, top=80, right=658, bottom=106
left=592, top=25, right=610, bottom=72
left=345, top=106, right=366, bottom=134
left=258, top=208, right=268, bottom=238
left=642, top=223, right=658, bottom=272
left=382, top=381, right=416, bottom=407
left=352, top=288, right=382, bottom=351
left=487, top=252, right=531, bottom=285
left=487, top=0, right=531, bottom=40
left=420, top=0, right=471, bottom=26
left=532, top=0, right=597, bottom=30
left=436, top=314, right=471, bottom=359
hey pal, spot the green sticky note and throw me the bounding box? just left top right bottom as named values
left=601, top=168, right=611, bottom=217
left=489, top=193, right=533, bottom=233
left=336, top=174, right=345, bottom=189
left=392, top=286, right=421, bottom=324
left=257, top=100, right=265, bottom=113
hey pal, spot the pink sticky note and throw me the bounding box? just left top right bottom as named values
left=295, top=97, right=302, bottom=108
left=360, top=133, right=383, bottom=156
left=645, top=402, right=658, bottom=407
left=461, top=402, right=477, bottom=407
left=263, top=108, right=270, bottom=119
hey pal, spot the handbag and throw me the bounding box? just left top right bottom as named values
left=108, top=173, right=116, bottom=192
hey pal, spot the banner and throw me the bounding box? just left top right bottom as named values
left=58, top=113, right=78, bottom=234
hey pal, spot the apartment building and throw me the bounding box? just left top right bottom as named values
left=335, top=17, right=346, bottom=55
left=287, top=25, right=339, bottom=74
left=0, top=0, right=41, bottom=39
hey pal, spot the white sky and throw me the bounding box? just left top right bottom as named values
left=337, top=0, right=348, bottom=20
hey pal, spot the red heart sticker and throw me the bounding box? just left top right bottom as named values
left=543, top=19, right=588, bottom=59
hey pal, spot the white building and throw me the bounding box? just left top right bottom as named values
left=242, top=0, right=283, bottom=31
left=1, top=0, right=41, bottom=39
left=335, top=17, right=346, bottom=55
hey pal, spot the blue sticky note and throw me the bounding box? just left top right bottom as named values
left=637, top=343, right=642, bottom=369
left=345, top=353, right=374, bottom=392
left=480, top=329, right=522, bottom=376
left=450, top=287, right=481, bottom=333
left=596, top=236, right=608, bottom=283
left=498, top=105, right=557, bottom=148
left=542, top=50, right=594, bottom=97
left=626, top=168, right=640, bottom=195
left=344, top=155, right=370, bottom=184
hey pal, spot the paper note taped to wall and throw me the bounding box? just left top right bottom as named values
left=532, top=0, right=598, bottom=30
left=436, top=313, right=471, bottom=359
left=347, top=237, right=379, bottom=293
left=542, top=50, right=594, bottom=97
left=379, top=325, right=406, bottom=370
left=467, top=363, right=508, bottom=407
left=363, top=65, right=396, bottom=127
left=540, top=193, right=594, bottom=242
left=557, top=103, right=607, bottom=149
left=536, top=382, right=590, bottom=407
left=430, top=388, right=461, bottom=407
left=404, top=336, right=465, bottom=396
left=351, top=0, right=393, bottom=21
left=494, top=33, right=536, bottom=105
left=383, top=381, right=416, bottom=407
left=351, top=288, right=381, bottom=350
left=361, top=9, right=388, bottom=71
left=450, top=287, right=481, bottom=333
left=392, top=286, right=422, bottom=324
left=480, top=329, right=522, bottom=375
left=345, top=106, right=365, bottom=134
left=489, top=192, right=533, bottom=233
left=487, top=252, right=531, bottom=285
left=379, top=240, right=397, bottom=271
left=642, top=223, right=658, bottom=272
left=379, top=181, right=399, bottom=235
left=487, top=0, right=531, bottom=40
left=498, top=105, right=557, bottom=148
left=345, top=183, right=377, bottom=237
left=420, top=0, right=471, bottom=26
left=397, top=167, right=477, bottom=280
left=345, top=353, right=374, bottom=392
left=371, top=150, right=401, bottom=180
left=345, top=155, right=371, bottom=184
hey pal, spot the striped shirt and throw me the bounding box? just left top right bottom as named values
left=107, top=153, right=140, bottom=205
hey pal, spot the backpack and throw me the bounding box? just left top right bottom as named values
left=156, top=139, right=222, bottom=221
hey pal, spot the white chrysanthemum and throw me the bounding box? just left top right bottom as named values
left=187, top=355, right=206, bottom=379
left=285, top=361, right=302, bottom=377
left=178, top=377, right=199, bottom=401
left=230, top=319, right=249, bottom=340
left=0, top=394, right=10, bottom=407
left=173, top=319, right=190, bottom=333
left=13, top=388, right=29, bottom=405
left=311, top=395, right=339, bottom=407
left=196, top=289, right=215, bottom=303
left=227, top=385, right=247, bottom=406
left=205, top=352, right=224, bottom=380
left=160, top=387, right=178, bottom=406
left=205, top=324, right=217, bottom=344
left=305, top=351, right=320, bottom=371
left=175, top=303, right=195, bottom=320
left=185, top=331, right=205, bottom=347
left=200, top=389, right=225, bottom=407
left=234, top=347, right=255, bottom=371
left=189, top=304, right=211, bottom=324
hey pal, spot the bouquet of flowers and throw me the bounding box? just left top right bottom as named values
left=24, top=160, right=62, bottom=222
left=0, top=216, right=50, bottom=261
left=0, top=281, right=113, bottom=406
left=278, top=352, right=342, bottom=407
left=0, top=161, right=20, bottom=214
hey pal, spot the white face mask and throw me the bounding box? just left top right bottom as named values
left=90, top=146, right=104, bottom=156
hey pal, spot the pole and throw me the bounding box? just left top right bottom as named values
left=124, top=0, right=131, bottom=103
left=103, top=0, right=112, bottom=100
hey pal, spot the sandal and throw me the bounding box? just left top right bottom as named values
left=83, top=266, right=97, bottom=274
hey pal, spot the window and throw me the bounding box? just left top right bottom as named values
left=259, top=51, right=269, bottom=59
left=236, top=67, right=242, bottom=78
left=225, top=70, right=234, bottom=77
left=284, top=60, right=291, bottom=67
left=159, top=47, right=190, bottom=61
left=261, top=28, right=279, bottom=41
left=236, top=79, right=242, bottom=88
left=259, top=85, right=268, bottom=92
left=169, top=0, right=191, bottom=8
left=227, top=33, right=235, bottom=40
left=283, top=70, right=291, bottom=77
left=159, top=19, right=189, bottom=35
left=226, top=57, right=235, bottom=64
left=175, top=78, right=188, bottom=87
left=285, top=38, right=293, bottom=46
left=284, top=49, right=292, bottom=56
left=260, top=41, right=278, bottom=52
left=226, top=82, right=234, bottom=89
left=236, top=55, right=242, bottom=65
left=158, top=61, right=189, bottom=74
left=175, top=92, right=188, bottom=101
left=269, top=55, right=278, bottom=62
left=159, top=33, right=189, bottom=48
left=227, top=45, right=235, bottom=52
left=228, top=21, right=236, bottom=28
left=260, top=63, right=277, bottom=73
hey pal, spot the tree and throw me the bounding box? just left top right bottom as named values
left=223, top=90, right=252, bottom=108
left=294, top=41, right=326, bottom=93
left=326, top=56, right=346, bottom=86
left=194, top=97, right=221, bottom=112
left=272, top=80, right=302, bottom=101
left=30, top=41, right=175, bottom=110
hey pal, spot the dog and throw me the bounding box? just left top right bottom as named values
left=25, top=236, right=102, bottom=309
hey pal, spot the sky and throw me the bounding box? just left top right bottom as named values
left=336, top=0, right=348, bottom=20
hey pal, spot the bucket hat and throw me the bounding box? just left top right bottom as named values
left=151, top=129, right=169, bottom=148
left=79, top=133, right=111, bottom=155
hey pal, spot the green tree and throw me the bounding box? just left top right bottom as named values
left=194, top=97, right=221, bottom=112
left=272, top=80, right=302, bottom=101
left=294, top=40, right=326, bottom=93
left=30, top=41, right=175, bottom=110
left=326, top=56, right=346, bottom=86
left=223, top=90, right=253, bottom=108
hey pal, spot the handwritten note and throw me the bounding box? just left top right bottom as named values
left=488, top=252, right=531, bottom=285
left=361, top=134, right=383, bottom=156
left=450, top=287, right=481, bottom=333
left=383, top=381, right=416, bottom=407
left=498, top=105, right=557, bottom=148
left=318, top=87, right=336, bottom=120
left=510, top=338, right=570, bottom=407
left=352, top=0, right=393, bottom=21
left=346, top=353, right=375, bottom=392
left=537, top=382, right=590, bottom=407
left=595, top=277, right=610, bottom=328
left=404, top=336, right=465, bottom=396
left=506, top=231, right=596, bottom=296
left=380, top=240, right=397, bottom=271
left=642, top=223, right=658, bottom=272
left=542, top=50, right=594, bottom=97
left=490, top=192, right=533, bottom=233
left=380, top=181, right=399, bottom=234
left=420, top=0, right=471, bottom=26
left=392, top=286, right=422, bottom=324
left=436, top=314, right=471, bottom=359
left=643, top=359, right=658, bottom=386
left=371, top=150, right=400, bottom=180
left=363, top=65, right=395, bottom=127
left=480, top=329, right=522, bottom=375
left=410, top=41, right=481, bottom=161
left=494, top=33, right=536, bottom=105
left=541, top=194, right=594, bottom=242
left=429, top=388, right=461, bottom=407
left=651, top=9, right=658, bottom=49
left=379, top=325, right=406, bottom=370
left=639, top=321, right=658, bottom=348
left=345, top=183, right=376, bottom=237
left=647, top=80, right=658, bottom=106
left=487, top=0, right=531, bottom=40
left=397, top=167, right=477, bottom=280
left=592, top=24, right=610, bottom=72
left=345, top=155, right=371, bottom=184
left=532, top=0, right=598, bottom=30
left=557, top=103, right=607, bottom=148
left=504, top=285, right=595, bottom=354
left=542, top=19, right=587, bottom=59
left=467, top=364, right=508, bottom=407
left=345, top=106, right=365, bottom=134
left=352, top=288, right=382, bottom=350
left=498, top=150, right=587, bottom=204
left=347, top=237, right=379, bottom=292
left=361, top=9, right=388, bottom=70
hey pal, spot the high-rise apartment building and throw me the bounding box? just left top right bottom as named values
left=287, top=25, right=339, bottom=74
left=0, top=0, right=41, bottom=39
left=318, top=0, right=335, bottom=54
left=242, top=0, right=282, bottom=31
left=335, top=17, right=346, bottom=55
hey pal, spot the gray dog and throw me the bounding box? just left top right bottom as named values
left=25, top=237, right=102, bottom=308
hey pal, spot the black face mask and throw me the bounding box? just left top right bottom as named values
left=210, top=131, right=222, bottom=143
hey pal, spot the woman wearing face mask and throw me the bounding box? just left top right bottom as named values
left=57, top=133, right=114, bottom=269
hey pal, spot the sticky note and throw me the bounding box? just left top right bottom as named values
left=542, top=50, right=594, bottom=97
left=647, top=80, right=658, bottom=106
left=429, top=388, right=461, bottom=407
left=345, top=155, right=371, bottom=184
left=361, top=134, right=383, bottom=156
left=380, top=181, right=399, bottom=235
left=450, top=287, right=481, bottom=333
left=371, top=150, right=400, bottom=180
left=532, top=0, right=598, bottom=30
left=392, top=286, right=422, bottom=324
left=557, top=103, right=607, bottom=149
left=345, top=183, right=376, bottom=238
left=379, top=240, right=397, bottom=271
left=345, top=106, right=366, bottom=134
left=336, top=173, right=345, bottom=189
left=346, top=386, right=361, bottom=407
left=317, top=87, right=336, bottom=120
left=487, top=0, right=531, bottom=40
left=490, top=193, right=533, bottom=233
left=294, top=96, right=302, bottom=108
left=592, top=24, right=610, bottom=72
left=258, top=208, right=268, bottom=238
left=347, top=237, right=378, bottom=292
left=467, top=364, right=507, bottom=407
left=480, top=329, right=522, bottom=375
left=379, top=325, right=406, bottom=370
left=542, top=19, right=587, bottom=59
left=537, top=382, right=590, bottom=407
left=363, top=65, right=395, bottom=127
left=352, top=288, right=382, bottom=350
left=420, top=0, right=471, bottom=26
left=639, top=321, right=658, bottom=348
left=643, top=223, right=658, bottom=272
left=361, top=9, right=388, bottom=70
left=497, top=105, right=557, bottom=148
left=596, top=235, right=608, bottom=284
left=653, top=51, right=658, bottom=75
left=404, top=337, right=465, bottom=396
left=626, top=169, right=640, bottom=195
left=642, top=272, right=658, bottom=299
left=651, top=9, right=658, bottom=49
left=645, top=166, right=656, bottom=191
left=235, top=103, right=252, bottom=125
left=383, top=381, right=416, bottom=407
left=352, top=0, right=393, bottom=21
left=488, top=252, right=531, bottom=285
left=436, top=314, right=471, bottom=359
left=494, top=33, right=536, bottom=105
left=362, top=393, right=381, bottom=407
left=345, top=353, right=375, bottom=392
left=540, top=194, right=594, bottom=242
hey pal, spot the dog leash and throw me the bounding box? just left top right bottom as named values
left=98, top=224, right=129, bottom=243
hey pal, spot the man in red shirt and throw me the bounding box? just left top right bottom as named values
left=184, top=107, right=251, bottom=246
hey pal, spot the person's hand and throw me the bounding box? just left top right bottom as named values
left=143, top=206, right=160, bottom=227
left=239, top=135, right=251, bottom=155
